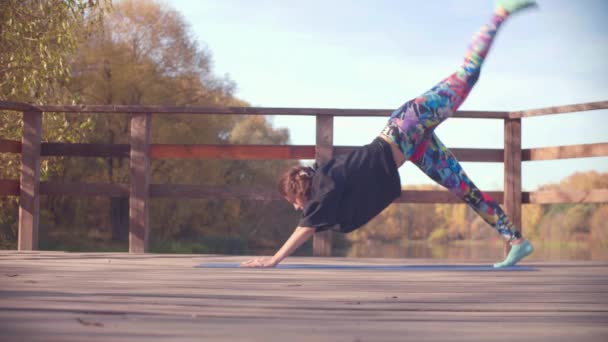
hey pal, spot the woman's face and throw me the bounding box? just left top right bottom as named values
left=286, top=194, right=307, bottom=211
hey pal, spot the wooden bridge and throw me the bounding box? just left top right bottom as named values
left=1, top=101, right=608, bottom=341
left=1, top=251, right=607, bottom=341
left=1, top=100, right=607, bottom=254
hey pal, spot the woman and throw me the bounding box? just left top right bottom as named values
left=241, top=0, right=537, bottom=269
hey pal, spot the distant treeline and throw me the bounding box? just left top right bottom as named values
left=350, top=171, right=608, bottom=248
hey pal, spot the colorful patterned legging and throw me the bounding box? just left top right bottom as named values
left=382, top=9, right=521, bottom=241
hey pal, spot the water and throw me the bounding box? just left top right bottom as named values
left=328, top=240, right=608, bottom=261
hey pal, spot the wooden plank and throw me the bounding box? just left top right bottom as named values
left=509, top=100, right=608, bottom=119
left=0, top=179, right=20, bottom=195
left=314, top=115, right=334, bottom=257
left=0, top=139, right=22, bottom=153
left=396, top=190, right=504, bottom=204
left=129, top=113, right=152, bottom=253
left=41, top=143, right=129, bottom=158
left=3, top=181, right=510, bottom=204
left=13, top=181, right=608, bottom=205
left=9, top=100, right=608, bottom=120
left=336, top=146, right=504, bottom=162
left=5, top=141, right=505, bottom=162
left=150, top=144, right=315, bottom=160
left=20, top=142, right=506, bottom=162
left=444, top=147, right=504, bottom=162
left=504, top=118, right=522, bottom=255
left=32, top=104, right=510, bottom=119
left=40, top=182, right=129, bottom=197
left=18, top=110, right=42, bottom=251
left=150, top=184, right=281, bottom=200
left=525, top=189, right=608, bottom=204
left=149, top=186, right=505, bottom=204
left=0, top=101, right=40, bottom=112
left=1, top=252, right=607, bottom=342
left=522, top=143, right=608, bottom=161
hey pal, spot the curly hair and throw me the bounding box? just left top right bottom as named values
left=278, top=165, right=315, bottom=201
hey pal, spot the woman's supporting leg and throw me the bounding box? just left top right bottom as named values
left=382, top=0, right=537, bottom=159
left=410, top=133, right=521, bottom=241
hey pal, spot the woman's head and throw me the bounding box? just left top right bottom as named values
left=278, top=165, right=315, bottom=210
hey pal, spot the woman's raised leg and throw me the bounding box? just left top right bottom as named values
left=382, top=0, right=537, bottom=160
left=411, top=132, right=521, bottom=241
left=411, top=132, right=535, bottom=268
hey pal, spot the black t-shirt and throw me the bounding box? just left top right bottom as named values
left=298, top=137, right=402, bottom=233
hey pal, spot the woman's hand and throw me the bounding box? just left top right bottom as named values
left=239, top=226, right=314, bottom=269
left=239, top=257, right=278, bottom=268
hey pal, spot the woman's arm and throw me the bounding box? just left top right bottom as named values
left=240, top=226, right=316, bottom=268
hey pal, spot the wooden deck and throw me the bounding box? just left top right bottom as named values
left=1, top=251, right=607, bottom=341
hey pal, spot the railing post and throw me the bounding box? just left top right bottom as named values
left=18, top=110, right=42, bottom=251
left=504, top=118, right=522, bottom=256
left=313, top=115, right=333, bottom=256
left=129, top=113, right=151, bottom=253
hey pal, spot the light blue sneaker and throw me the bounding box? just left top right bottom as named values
left=493, top=240, right=534, bottom=268
left=496, top=0, right=538, bottom=15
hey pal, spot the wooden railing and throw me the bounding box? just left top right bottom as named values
left=1, top=100, right=607, bottom=254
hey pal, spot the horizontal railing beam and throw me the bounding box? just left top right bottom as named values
left=42, top=143, right=130, bottom=158
left=3, top=180, right=608, bottom=204
left=150, top=184, right=280, bottom=200
left=0, top=101, right=39, bottom=112
left=396, top=190, right=504, bottom=204
left=522, top=143, right=608, bottom=161
left=0, top=139, right=21, bottom=153
left=150, top=145, right=314, bottom=160
left=524, top=189, right=608, bottom=204
left=41, top=181, right=130, bottom=197
left=509, top=100, right=608, bottom=119
left=0, top=101, right=509, bottom=119
left=0, top=180, right=19, bottom=195
left=3, top=101, right=607, bottom=119
left=1, top=141, right=505, bottom=162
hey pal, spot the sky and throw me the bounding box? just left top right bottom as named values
left=169, top=0, right=608, bottom=191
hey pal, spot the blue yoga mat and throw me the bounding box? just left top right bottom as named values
left=196, top=263, right=536, bottom=271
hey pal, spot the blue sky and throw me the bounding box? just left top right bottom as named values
left=169, top=0, right=608, bottom=191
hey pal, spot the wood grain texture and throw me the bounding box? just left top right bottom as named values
left=129, top=114, right=151, bottom=253
left=0, top=180, right=20, bottom=196
left=0, top=139, right=22, bottom=153
left=149, top=184, right=280, bottom=200
left=6, top=182, right=607, bottom=206
left=149, top=144, right=315, bottom=160
left=525, top=189, right=608, bottom=204
left=29, top=143, right=504, bottom=162
left=504, top=118, right=522, bottom=256
left=510, top=100, right=608, bottom=118
left=0, top=251, right=607, bottom=342
left=40, top=182, right=130, bottom=197
left=314, top=115, right=333, bottom=257
left=522, top=143, right=608, bottom=161
left=335, top=146, right=504, bottom=162
left=42, top=143, right=130, bottom=158
left=0, top=100, right=40, bottom=112
left=396, top=190, right=504, bottom=204
left=29, top=104, right=510, bottom=119
left=18, top=111, right=42, bottom=251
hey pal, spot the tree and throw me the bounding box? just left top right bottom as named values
left=0, top=0, right=107, bottom=103
left=0, top=0, right=108, bottom=249
left=58, top=0, right=244, bottom=243
left=40, top=0, right=301, bottom=253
